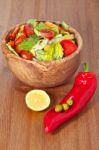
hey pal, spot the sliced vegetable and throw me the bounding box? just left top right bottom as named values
left=40, top=29, right=55, bottom=40
left=15, top=33, right=26, bottom=45
left=8, top=41, right=15, bottom=47
left=62, top=103, right=69, bottom=111
left=19, top=35, right=39, bottom=51
left=45, top=21, right=55, bottom=28
left=19, top=25, right=24, bottom=32
left=34, top=28, right=41, bottom=36
left=49, top=34, right=64, bottom=44
left=61, top=21, right=69, bottom=30
left=27, top=19, right=38, bottom=28
left=15, top=45, right=22, bottom=54
left=20, top=50, right=33, bottom=60
left=6, top=44, right=18, bottom=56
left=35, top=22, right=48, bottom=30
left=66, top=99, right=74, bottom=106
left=31, top=39, right=48, bottom=54
left=64, top=33, right=74, bottom=40
left=44, top=45, right=50, bottom=51
left=51, top=25, right=59, bottom=34
left=24, top=24, right=34, bottom=36
left=9, top=26, right=20, bottom=40
left=61, top=39, right=77, bottom=56
left=55, top=104, right=63, bottom=112
left=36, top=44, right=54, bottom=61
left=53, top=43, right=63, bottom=60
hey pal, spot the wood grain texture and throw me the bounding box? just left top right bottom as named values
left=0, top=0, right=99, bottom=150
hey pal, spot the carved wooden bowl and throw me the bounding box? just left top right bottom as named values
left=1, top=23, right=83, bottom=88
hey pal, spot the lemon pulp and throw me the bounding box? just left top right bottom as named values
left=25, top=90, right=50, bottom=111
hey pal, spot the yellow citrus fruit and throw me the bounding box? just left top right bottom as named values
left=25, top=90, right=50, bottom=111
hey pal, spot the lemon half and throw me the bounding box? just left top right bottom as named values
left=25, top=90, right=50, bottom=111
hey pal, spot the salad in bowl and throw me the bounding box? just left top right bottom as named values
left=1, top=19, right=82, bottom=88
left=6, top=19, right=78, bottom=61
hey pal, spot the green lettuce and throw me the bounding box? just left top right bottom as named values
left=52, top=25, right=59, bottom=34
left=36, top=42, right=63, bottom=61
left=19, top=35, right=39, bottom=50
left=53, top=43, right=63, bottom=60
left=35, top=22, right=48, bottom=30
left=27, top=19, right=38, bottom=28
left=6, top=44, right=18, bottom=56
left=61, top=21, right=69, bottom=30
left=49, top=34, right=64, bottom=44
left=36, top=44, right=54, bottom=61
left=64, top=33, right=74, bottom=40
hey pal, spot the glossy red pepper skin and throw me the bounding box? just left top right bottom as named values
left=44, top=71, right=97, bottom=133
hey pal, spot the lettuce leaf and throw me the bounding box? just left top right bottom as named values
left=61, top=21, right=69, bottom=30
left=36, top=45, right=54, bottom=61
left=6, top=44, right=18, bottom=56
left=30, top=39, right=48, bottom=56
left=27, top=19, right=38, bottom=28
left=36, top=42, right=63, bottom=61
left=19, top=35, right=39, bottom=50
left=51, top=25, right=59, bottom=34
left=53, top=43, right=63, bottom=60
left=64, top=33, right=74, bottom=40
left=49, top=34, right=64, bottom=44
left=35, top=22, right=48, bottom=30
left=34, top=28, right=41, bottom=36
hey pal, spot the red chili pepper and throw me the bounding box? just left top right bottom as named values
left=9, top=26, right=20, bottom=40
left=44, top=63, right=97, bottom=133
left=24, top=24, right=34, bottom=36
left=60, top=40, right=77, bottom=56
left=15, top=33, right=26, bottom=45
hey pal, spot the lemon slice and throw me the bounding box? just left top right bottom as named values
left=25, top=90, right=50, bottom=111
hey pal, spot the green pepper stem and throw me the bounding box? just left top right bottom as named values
left=84, top=63, right=89, bottom=72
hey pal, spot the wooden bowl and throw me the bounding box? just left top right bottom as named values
left=1, top=23, right=83, bottom=88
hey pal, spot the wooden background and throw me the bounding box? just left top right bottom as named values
left=0, top=0, right=99, bottom=150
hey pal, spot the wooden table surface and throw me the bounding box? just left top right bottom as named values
left=0, top=0, right=99, bottom=150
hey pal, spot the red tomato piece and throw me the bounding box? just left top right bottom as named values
left=15, top=45, right=22, bottom=54
left=9, top=26, right=20, bottom=40
left=15, top=33, right=26, bottom=45
left=24, top=24, right=34, bottom=36
left=60, top=40, right=77, bottom=56
left=20, top=50, right=33, bottom=60
left=40, top=29, right=55, bottom=40
left=8, top=41, right=15, bottom=47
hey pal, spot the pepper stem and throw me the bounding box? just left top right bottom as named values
left=84, top=63, right=89, bottom=72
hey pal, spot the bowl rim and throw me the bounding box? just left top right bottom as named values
left=1, top=21, right=83, bottom=65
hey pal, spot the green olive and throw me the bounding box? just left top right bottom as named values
left=62, top=103, right=69, bottom=111
left=55, top=104, right=63, bottom=112
left=66, top=99, right=74, bottom=106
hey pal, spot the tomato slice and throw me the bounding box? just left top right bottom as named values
left=20, top=50, right=33, bottom=60
left=40, top=29, right=55, bottom=40
left=24, top=24, right=34, bottom=36
left=60, top=40, right=77, bottom=56
left=9, top=26, right=20, bottom=40
left=8, top=41, right=15, bottom=48
left=15, top=45, right=22, bottom=54
left=15, top=33, right=26, bottom=45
